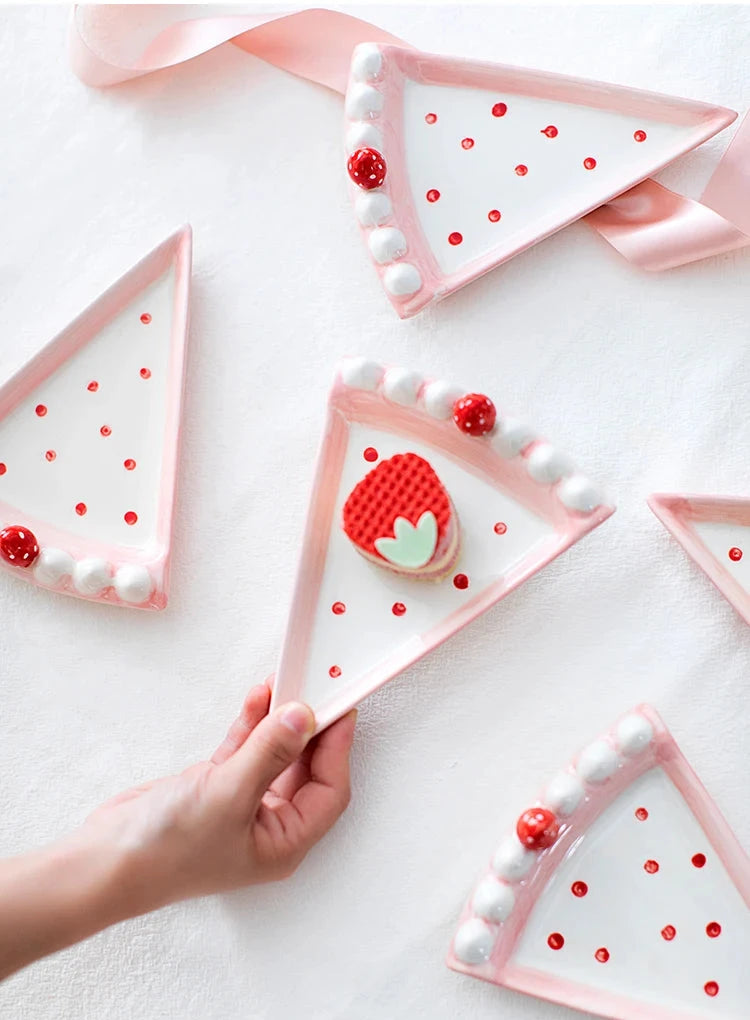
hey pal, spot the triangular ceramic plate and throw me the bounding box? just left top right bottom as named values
left=272, top=358, right=614, bottom=731
left=649, top=493, right=750, bottom=625
left=344, top=44, right=736, bottom=318
left=0, top=227, right=192, bottom=610
left=448, top=705, right=750, bottom=1019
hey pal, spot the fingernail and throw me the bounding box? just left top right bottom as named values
left=280, top=702, right=314, bottom=736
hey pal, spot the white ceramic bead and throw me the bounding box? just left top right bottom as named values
left=382, top=367, right=422, bottom=406
left=492, top=836, right=536, bottom=882
left=345, top=83, right=384, bottom=120
left=339, top=358, right=384, bottom=391
left=73, top=558, right=112, bottom=597
left=114, top=564, right=153, bottom=605
left=422, top=380, right=463, bottom=420
left=472, top=876, right=515, bottom=924
left=368, top=227, right=407, bottom=264
left=351, top=43, right=383, bottom=82
left=577, top=740, right=618, bottom=784
left=346, top=121, right=383, bottom=153
left=355, top=191, right=392, bottom=227
left=544, top=772, right=584, bottom=818
left=33, top=547, right=74, bottom=587
left=616, top=714, right=655, bottom=757
left=492, top=418, right=535, bottom=458
left=453, top=918, right=495, bottom=965
left=383, top=263, right=421, bottom=296
left=557, top=475, right=603, bottom=513
left=526, top=443, right=573, bottom=483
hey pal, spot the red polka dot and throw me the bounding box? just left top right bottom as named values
left=515, top=164, right=528, bottom=176
left=488, top=209, right=502, bottom=223
left=705, top=982, right=719, bottom=998
left=87, top=381, right=99, bottom=392
left=541, top=125, right=558, bottom=138
left=0, top=464, right=6, bottom=476
left=547, top=933, right=564, bottom=951
left=140, top=368, right=151, bottom=379
left=124, top=459, right=136, bottom=471
left=706, top=922, right=721, bottom=938
left=634, top=130, right=647, bottom=142
left=584, top=157, right=597, bottom=170
left=332, top=601, right=346, bottom=615
left=693, top=853, right=707, bottom=868
left=329, top=665, right=341, bottom=678
left=425, top=112, right=437, bottom=124
left=644, top=859, right=660, bottom=874
left=124, top=511, right=138, bottom=526
left=453, top=573, right=469, bottom=590
left=729, top=547, right=742, bottom=561
left=461, top=138, right=474, bottom=150
left=100, top=425, right=112, bottom=437
left=426, top=189, right=440, bottom=203
left=635, top=807, right=649, bottom=821
left=492, top=102, right=507, bottom=117
left=595, top=948, right=610, bottom=963
left=35, top=404, right=47, bottom=417
left=448, top=232, right=463, bottom=246
left=140, top=313, right=152, bottom=324
left=392, top=602, right=406, bottom=616
left=662, top=925, right=676, bottom=941
left=75, top=502, right=87, bottom=516
left=45, top=450, right=56, bottom=462
left=494, top=522, right=507, bottom=535
left=363, top=447, right=378, bottom=462
left=571, top=881, right=588, bottom=898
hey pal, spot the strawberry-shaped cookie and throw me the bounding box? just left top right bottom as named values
left=342, top=452, right=459, bottom=579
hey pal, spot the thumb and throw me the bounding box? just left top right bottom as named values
left=226, top=701, right=315, bottom=799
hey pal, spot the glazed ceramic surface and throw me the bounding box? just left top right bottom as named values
left=345, top=44, right=735, bottom=317
left=272, top=358, right=614, bottom=731
left=0, top=227, right=191, bottom=609
left=448, top=706, right=750, bottom=1019
left=649, top=494, right=750, bottom=626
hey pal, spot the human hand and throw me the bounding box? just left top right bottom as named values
left=79, top=684, right=356, bottom=917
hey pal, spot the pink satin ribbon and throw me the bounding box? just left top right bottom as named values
left=69, top=5, right=750, bottom=272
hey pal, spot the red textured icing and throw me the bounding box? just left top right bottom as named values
left=729, top=547, right=743, bottom=561
left=635, top=807, right=649, bottom=821
left=45, top=450, right=56, bottom=462
left=517, top=807, right=559, bottom=850
left=363, top=447, right=378, bottom=462
left=453, top=573, right=469, bottom=590
left=100, top=425, right=112, bottom=437
left=461, top=138, right=474, bottom=150
left=425, top=112, right=437, bottom=124
left=392, top=602, right=406, bottom=616
left=426, top=189, right=440, bottom=203
left=515, top=164, right=528, bottom=176
left=541, top=125, right=558, bottom=138
left=140, top=368, right=151, bottom=379
left=706, top=922, right=721, bottom=938
left=595, top=948, right=610, bottom=963
left=124, top=511, right=138, bottom=526
left=488, top=209, right=501, bottom=222
left=0, top=526, right=39, bottom=568
left=347, top=147, right=386, bottom=190
left=491, top=102, right=507, bottom=117
left=644, top=859, right=660, bottom=874
left=583, top=157, right=597, bottom=170
left=705, top=982, right=719, bottom=997
left=547, top=933, right=564, bottom=951
left=571, top=881, right=588, bottom=898
left=140, top=312, right=152, bottom=324
left=0, top=464, right=6, bottom=476
left=35, top=404, right=47, bottom=417
left=87, top=381, right=99, bottom=392
left=661, top=925, right=676, bottom=941
left=448, top=232, right=463, bottom=246
left=331, top=602, right=346, bottom=615
left=75, top=502, right=87, bottom=516
left=453, top=393, right=497, bottom=436
left=329, top=665, right=341, bottom=678
left=693, top=853, right=707, bottom=868
left=634, top=130, right=647, bottom=142
left=494, top=522, right=507, bottom=535
left=124, top=459, right=136, bottom=471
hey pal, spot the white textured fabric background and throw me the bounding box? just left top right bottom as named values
left=0, top=4, right=749, bottom=1019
